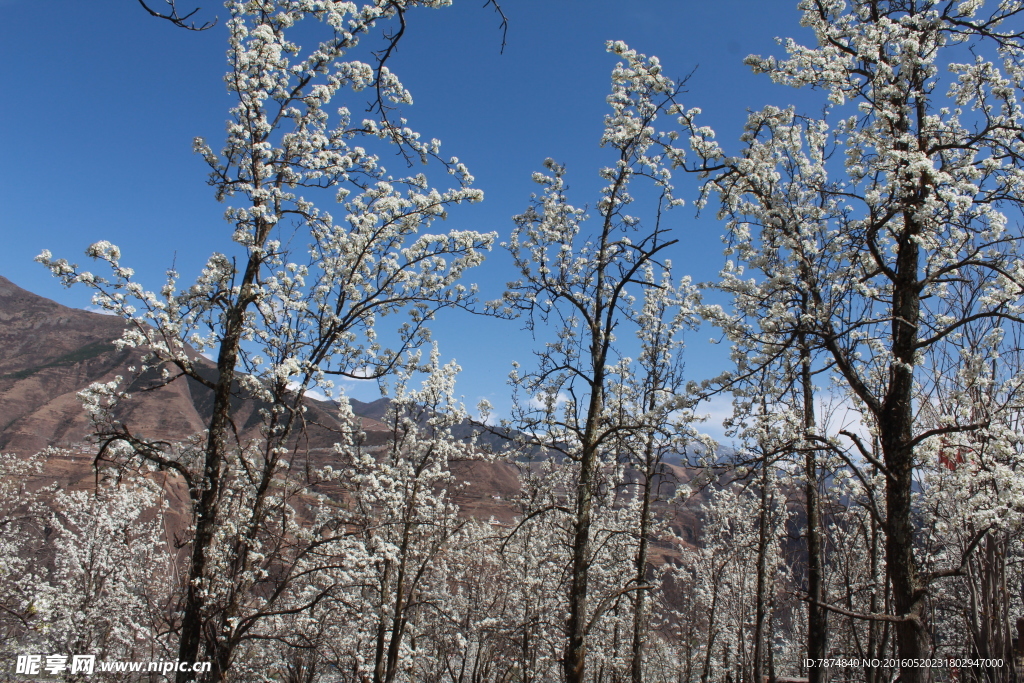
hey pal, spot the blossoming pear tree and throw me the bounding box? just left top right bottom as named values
left=917, top=331, right=1024, bottom=682
left=38, top=1, right=493, bottom=677
left=43, top=475, right=174, bottom=667
left=332, top=349, right=475, bottom=683
left=678, top=0, right=1024, bottom=678
left=494, top=41, right=705, bottom=683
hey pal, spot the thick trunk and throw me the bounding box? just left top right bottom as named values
left=176, top=316, right=245, bottom=682
left=176, top=224, right=267, bottom=682
left=564, top=326, right=608, bottom=683
left=882, top=442, right=930, bottom=682
left=880, top=223, right=931, bottom=683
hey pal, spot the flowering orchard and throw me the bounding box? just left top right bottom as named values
left=5, top=1, right=1024, bottom=682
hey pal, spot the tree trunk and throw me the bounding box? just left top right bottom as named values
left=564, top=440, right=598, bottom=683
left=176, top=304, right=246, bottom=682
left=880, top=223, right=930, bottom=683
left=630, top=442, right=656, bottom=683
left=176, top=223, right=267, bottom=682
left=865, top=493, right=884, bottom=683
left=801, top=327, right=827, bottom=683
left=752, top=460, right=772, bottom=683
left=564, top=383, right=604, bottom=683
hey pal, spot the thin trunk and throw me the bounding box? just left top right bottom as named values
left=380, top=477, right=422, bottom=683
left=967, top=534, right=1013, bottom=683
left=630, top=442, right=655, bottom=683
left=381, top=562, right=410, bottom=683
left=701, top=587, right=721, bottom=683
left=373, top=560, right=393, bottom=683
left=801, top=321, right=827, bottom=683
left=866, top=500, right=881, bottom=683
left=752, top=461, right=771, bottom=683
left=563, top=381, right=604, bottom=683
left=522, top=613, right=533, bottom=683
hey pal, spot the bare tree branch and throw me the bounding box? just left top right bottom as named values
left=482, top=0, right=509, bottom=54
left=138, top=0, right=216, bottom=31
left=922, top=525, right=992, bottom=584
left=790, top=590, right=912, bottom=623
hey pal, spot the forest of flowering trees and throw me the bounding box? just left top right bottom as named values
left=3, top=0, right=1024, bottom=682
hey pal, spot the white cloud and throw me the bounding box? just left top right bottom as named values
left=815, top=391, right=871, bottom=443
left=286, top=381, right=333, bottom=404
left=690, top=390, right=872, bottom=448
left=83, top=305, right=117, bottom=316
left=304, top=388, right=331, bottom=403
left=696, top=393, right=734, bottom=444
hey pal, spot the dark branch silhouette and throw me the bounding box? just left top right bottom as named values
left=138, top=0, right=216, bottom=31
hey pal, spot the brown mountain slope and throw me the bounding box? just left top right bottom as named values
left=0, top=275, right=522, bottom=520
left=0, top=275, right=391, bottom=453
left=0, top=276, right=146, bottom=453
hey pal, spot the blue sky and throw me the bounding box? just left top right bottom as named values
left=0, top=0, right=822, bottom=438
